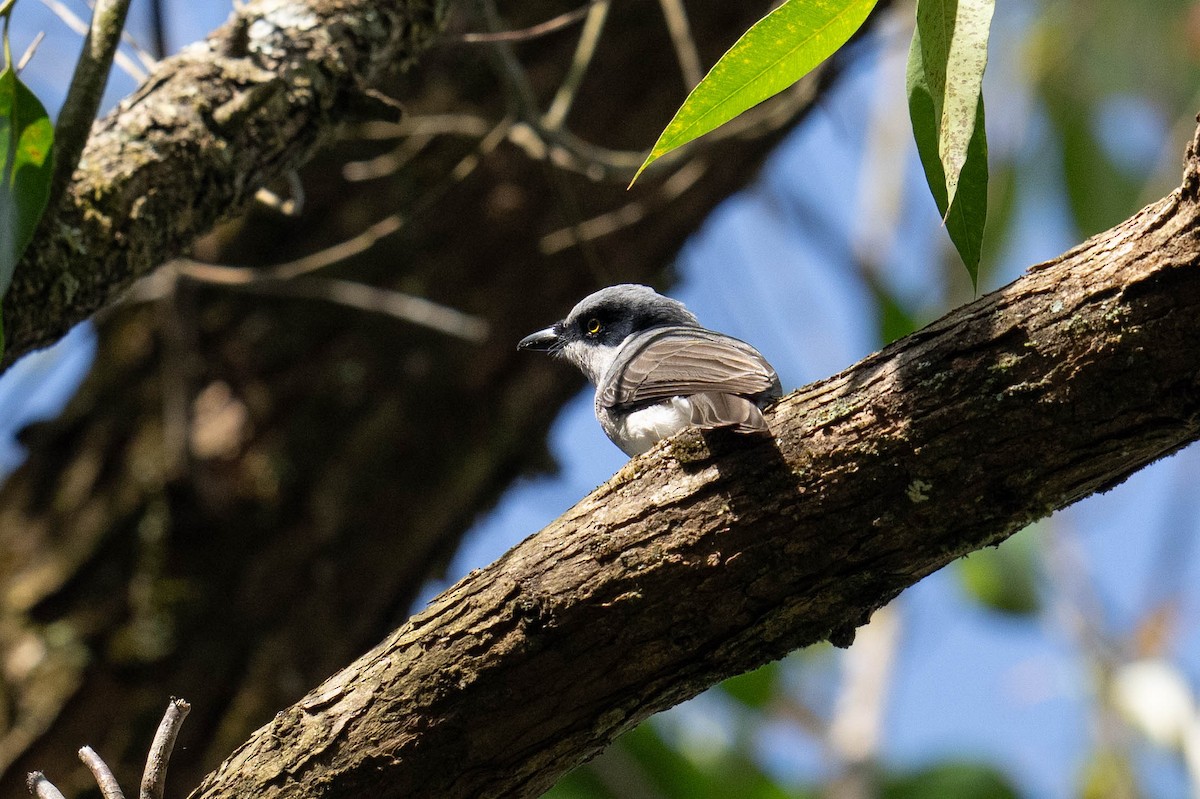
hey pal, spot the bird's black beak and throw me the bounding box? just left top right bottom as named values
left=517, top=325, right=561, bottom=352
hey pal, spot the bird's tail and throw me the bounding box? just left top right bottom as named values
left=687, top=392, right=772, bottom=435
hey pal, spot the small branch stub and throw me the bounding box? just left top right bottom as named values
left=25, top=698, right=190, bottom=799
left=25, top=772, right=66, bottom=799
left=140, top=697, right=190, bottom=799
left=78, top=746, right=126, bottom=799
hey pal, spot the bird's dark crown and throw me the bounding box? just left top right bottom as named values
left=559, top=284, right=699, bottom=348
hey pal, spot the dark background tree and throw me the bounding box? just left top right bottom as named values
left=0, top=0, right=863, bottom=795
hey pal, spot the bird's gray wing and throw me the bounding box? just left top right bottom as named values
left=599, top=328, right=781, bottom=409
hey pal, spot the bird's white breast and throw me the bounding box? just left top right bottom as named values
left=611, top=397, right=694, bottom=456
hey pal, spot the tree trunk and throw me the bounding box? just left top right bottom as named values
left=187, top=125, right=1200, bottom=799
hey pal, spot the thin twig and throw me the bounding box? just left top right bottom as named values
left=345, top=115, right=497, bottom=181
left=539, top=159, right=705, bottom=254
left=128, top=111, right=503, bottom=344
left=477, top=0, right=605, bottom=278
left=542, top=0, right=609, bottom=130
left=139, top=697, right=190, bottom=799
left=448, top=115, right=512, bottom=182
left=38, top=0, right=147, bottom=79
left=151, top=265, right=489, bottom=342
left=79, top=746, right=127, bottom=799
left=146, top=0, right=166, bottom=58
left=48, top=0, right=136, bottom=211
left=245, top=278, right=490, bottom=343
left=355, top=114, right=494, bottom=141
left=25, top=773, right=67, bottom=799
left=140, top=262, right=491, bottom=343
left=254, top=170, right=305, bottom=215
left=656, top=0, right=703, bottom=89
left=455, top=1, right=597, bottom=43
left=246, top=214, right=403, bottom=281
left=343, top=131, right=437, bottom=182
left=16, top=31, right=45, bottom=72
left=827, top=606, right=901, bottom=766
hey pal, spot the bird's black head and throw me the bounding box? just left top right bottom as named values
left=517, top=284, right=700, bottom=384
left=560, top=284, right=699, bottom=346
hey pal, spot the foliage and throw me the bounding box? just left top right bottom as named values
left=636, top=0, right=994, bottom=285
left=0, top=2, right=54, bottom=357
left=906, top=0, right=992, bottom=287
left=882, top=762, right=1020, bottom=799
left=957, top=525, right=1041, bottom=616
left=632, top=0, right=877, bottom=184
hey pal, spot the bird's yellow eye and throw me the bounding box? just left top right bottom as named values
left=586, top=318, right=602, bottom=335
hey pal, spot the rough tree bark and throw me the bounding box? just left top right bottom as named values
left=1, top=0, right=444, bottom=369
left=0, top=0, right=861, bottom=795
left=186, top=127, right=1200, bottom=798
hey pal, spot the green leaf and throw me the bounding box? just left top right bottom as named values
left=882, top=762, right=1020, bottom=799
left=632, top=0, right=877, bottom=184
left=906, top=0, right=993, bottom=286
left=720, top=662, right=780, bottom=709
left=613, top=722, right=801, bottom=799
left=1043, top=89, right=1144, bottom=237
left=1078, top=749, right=1138, bottom=799
left=543, top=766, right=613, bottom=799
left=957, top=525, right=1040, bottom=616
left=0, top=65, right=54, bottom=299
left=916, top=0, right=993, bottom=209
left=866, top=279, right=919, bottom=345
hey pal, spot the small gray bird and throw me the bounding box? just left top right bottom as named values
left=517, top=284, right=782, bottom=456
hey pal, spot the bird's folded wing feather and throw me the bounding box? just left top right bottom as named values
left=600, top=328, right=781, bottom=409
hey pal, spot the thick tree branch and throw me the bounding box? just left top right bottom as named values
left=187, top=128, right=1200, bottom=798
left=1, top=0, right=443, bottom=369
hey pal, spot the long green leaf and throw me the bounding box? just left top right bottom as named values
left=632, top=0, right=877, bottom=184
left=0, top=65, right=54, bottom=299
left=906, top=8, right=990, bottom=286
left=914, top=0, right=993, bottom=210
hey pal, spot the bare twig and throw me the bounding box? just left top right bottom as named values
left=129, top=110, right=503, bottom=344
left=242, top=278, right=490, bottom=342
left=344, top=131, right=438, bottom=182
left=477, top=0, right=604, bottom=276
left=48, top=0, right=136, bottom=210
left=825, top=606, right=902, bottom=799
left=345, top=115, right=498, bottom=182
left=147, top=0, right=167, bottom=57
left=187, top=214, right=404, bottom=283
left=542, top=0, right=609, bottom=129
left=136, top=261, right=490, bottom=343
left=539, top=159, right=705, bottom=254
left=78, top=746, right=127, bottom=799
left=140, top=697, right=190, bottom=799
left=254, top=170, right=305, bottom=215
left=355, top=114, right=494, bottom=141
left=456, top=0, right=598, bottom=43
left=37, top=0, right=147, bottom=79
left=16, top=31, right=45, bottom=72
left=25, top=773, right=66, bottom=799
left=657, top=0, right=703, bottom=89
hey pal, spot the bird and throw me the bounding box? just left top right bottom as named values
left=517, top=284, right=782, bottom=456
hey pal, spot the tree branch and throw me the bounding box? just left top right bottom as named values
left=187, top=126, right=1200, bottom=799
left=49, top=0, right=135, bottom=211
left=1, top=0, right=444, bottom=370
